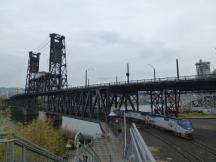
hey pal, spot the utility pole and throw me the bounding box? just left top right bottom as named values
left=85, top=70, right=88, bottom=87
left=116, top=76, right=118, bottom=83
left=124, top=110, right=127, bottom=150
left=148, top=64, right=156, bottom=81
left=126, top=63, right=130, bottom=83
left=85, top=68, right=94, bottom=87
left=176, top=59, right=179, bottom=80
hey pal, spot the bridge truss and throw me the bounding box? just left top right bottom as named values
left=6, top=34, right=216, bottom=120
left=7, top=75, right=216, bottom=120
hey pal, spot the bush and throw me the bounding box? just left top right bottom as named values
left=15, top=118, right=68, bottom=155
left=0, top=108, right=13, bottom=132
left=0, top=109, right=77, bottom=157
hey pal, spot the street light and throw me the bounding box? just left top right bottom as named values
left=126, top=63, right=130, bottom=83
left=123, top=109, right=126, bottom=150
left=85, top=68, right=94, bottom=87
left=148, top=64, right=156, bottom=81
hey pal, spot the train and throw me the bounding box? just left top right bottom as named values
left=145, top=114, right=194, bottom=138
left=115, top=110, right=194, bottom=139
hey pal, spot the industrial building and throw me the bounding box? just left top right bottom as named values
left=195, top=59, right=211, bottom=78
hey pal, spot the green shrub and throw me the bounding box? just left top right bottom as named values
left=15, top=118, right=68, bottom=155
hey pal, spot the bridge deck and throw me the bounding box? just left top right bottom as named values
left=10, top=75, right=216, bottom=98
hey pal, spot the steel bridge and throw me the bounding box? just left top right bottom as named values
left=5, top=33, right=216, bottom=120
left=7, top=75, right=216, bottom=120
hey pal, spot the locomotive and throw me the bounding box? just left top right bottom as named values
left=146, top=114, right=194, bottom=138
left=120, top=110, right=194, bottom=138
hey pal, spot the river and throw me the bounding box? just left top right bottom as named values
left=4, top=104, right=151, bottom=138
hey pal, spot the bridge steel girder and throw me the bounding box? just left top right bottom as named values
left=7, top=76, right=216, bottom=120
left=150, top=89, right=180, bottom=116
left=7, top=88, right=141, bottom=121
left=7, top=89, right=179, bottom=119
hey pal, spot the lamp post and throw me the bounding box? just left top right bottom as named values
left=176, top=59, right=179, bottom=80
left=124, top=109, right=126, bottom=150
left=85, top=68, right=94, bottom=87
left=85, top=70, right=88, bottom=87
left=126, top=63, right=130, bottom=83
left=148, top=64, right=156, bottom=81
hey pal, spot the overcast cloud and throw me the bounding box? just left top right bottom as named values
left=0, top=0, right=216, bottom=87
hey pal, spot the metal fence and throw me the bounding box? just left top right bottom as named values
left=20, top=73, right=216, bottom=95
left=124, top=123, right=156, bottom=162
left=0, top=133, right=65, bottom=162
left=0, top=132, right=101, bottom=162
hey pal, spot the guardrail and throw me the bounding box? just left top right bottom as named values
left=0, top=132, right=101, bottom=162
left=66, top=74, right=216, bottom=89
left=0, top=133, right=65, bottom=162
left=21, top=74, right=216, bottom=95
left=124, top=123, right=156, bottom=162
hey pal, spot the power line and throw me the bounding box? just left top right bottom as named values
left=33, top=37, right=50, bottom=53
left=34, top=41, right=50, bottom=53
left=39, top=43, right=50, bottom=53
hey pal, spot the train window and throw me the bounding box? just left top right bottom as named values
left=176, top=119, right=193, bottom=129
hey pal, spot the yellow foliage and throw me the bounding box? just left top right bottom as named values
left=0, top=108, right=14, bottom=132
left=15, top=119, right=67, bottom=155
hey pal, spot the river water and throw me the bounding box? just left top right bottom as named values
left=61, top=104, right=151, bottom=137
left=6, top=104, right=151, bottom=138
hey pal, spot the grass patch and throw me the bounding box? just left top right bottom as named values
left=178, top=112, right=216, bottom=118
left=149, top=146, right=160, bottom=153
left=149, top=147, right=172, bottom=162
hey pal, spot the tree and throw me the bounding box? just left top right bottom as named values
left=15, top=119, right=68, bottom=155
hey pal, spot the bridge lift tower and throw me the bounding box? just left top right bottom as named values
left=25, top=51, right=40, bottom=93
left=49, top=33, right=68, bottom=90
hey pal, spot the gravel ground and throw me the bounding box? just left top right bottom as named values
left=138, top=119, right=216, bottom=162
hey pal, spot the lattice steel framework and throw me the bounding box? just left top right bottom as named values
left=49, top=33, right=68, bottom=90
left=25, top=51, right=40, bottom=93
left=150, top=90, right=180, bottom=116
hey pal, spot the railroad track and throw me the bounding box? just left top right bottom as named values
left=144, top=129, right=204, bottom=162
left=192, top=140, right=216, bottom=157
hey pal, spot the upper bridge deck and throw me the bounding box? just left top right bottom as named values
left=10, top=74, right=216, bottom=99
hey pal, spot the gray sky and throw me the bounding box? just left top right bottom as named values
left=0, top=0, right=216, bottom=88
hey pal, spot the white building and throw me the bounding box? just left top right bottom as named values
left=195, top=59, right=210, bottom=78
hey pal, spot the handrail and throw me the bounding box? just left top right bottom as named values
left=0, top=132, right=62, bottom=159
left=8, top=74, right=216, bottom=97
left=0, top=133, right=65, bottom=162
left=124, top=123, right=156, bottom=162
left=0, top=133, right=101, bottom=162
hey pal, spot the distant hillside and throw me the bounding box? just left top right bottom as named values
left=0, top=87, right=24, bottom=99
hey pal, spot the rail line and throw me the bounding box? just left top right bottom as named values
left=143, top=129, right=204, bottom=162
left=192, top=140, right=216, bottom=157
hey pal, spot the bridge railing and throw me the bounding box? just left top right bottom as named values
left=66, top=74, right=216, bottom=89
left=16, top=74, right=216, bottom=95
left=124, top=123, right=156, bottom=162
left=0, top=132, right=65, bottom=162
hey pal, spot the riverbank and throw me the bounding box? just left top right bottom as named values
left=0, top=108, right=75, bottom=156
